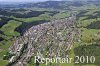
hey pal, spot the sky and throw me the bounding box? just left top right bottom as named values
left=0, top=0, right=96, bottom=3
left=0, top=0, right=66, bottom=2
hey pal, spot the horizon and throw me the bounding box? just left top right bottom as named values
left=0, top=0, right=99, bottom=3
left=0, top=0, right=68, bottom=3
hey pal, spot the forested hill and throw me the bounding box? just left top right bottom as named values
left=19, top=1, right=100, bottom=9
left=0, top=1, right=100, bottom=9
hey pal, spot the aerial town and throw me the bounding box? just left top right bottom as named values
left=7, top=14, right=80, bottom=66
left=0, top=0, right=100, bottom=66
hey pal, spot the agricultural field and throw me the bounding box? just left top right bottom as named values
left=73, top=7, right=100, bottom=66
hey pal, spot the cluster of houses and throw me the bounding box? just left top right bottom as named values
left=8, top=14, right=79, bottom=66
